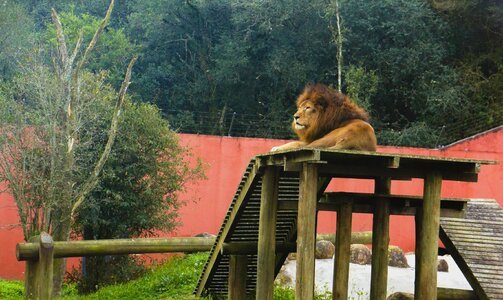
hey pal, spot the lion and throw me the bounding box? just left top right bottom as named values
left=271, top=84, right=377, bottom=152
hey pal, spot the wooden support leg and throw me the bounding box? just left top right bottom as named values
left=370, top=178, right=391, bottom=300
left=415, top=172, right=442, bottom=300
left=296, top=163, right=318, bottom=300
left=229, top=255, right=248, bottom=300
left=256, top=167, right=279, bottom=300
left=332, top=200, right=353, bottom=300
left=25, top=233, right=54, bottom=300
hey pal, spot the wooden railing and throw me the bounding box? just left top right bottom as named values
left=16, top=231, right=372, bottom=300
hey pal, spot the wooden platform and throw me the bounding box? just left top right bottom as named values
left=440, top=199, right=503, bottom=300
left=193, top=149, right=496, bottom=299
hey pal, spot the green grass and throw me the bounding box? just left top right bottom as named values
left=0, top=279, right=24, bottom=300
left=0, top=253, right=342, bottom=300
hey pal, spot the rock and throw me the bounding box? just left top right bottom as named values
left=388, top=246, right=409, bottom=268
left=438, top=258, right=449, bottom=272
left=315, top=240, right=335, bottom=259
left=194, top=232, right=216, bottom=238
left=350, top=244, right=372, bottom=265
left=288, top=252, right=297, bottom=260
left=275, top=265, right=293, bottom=286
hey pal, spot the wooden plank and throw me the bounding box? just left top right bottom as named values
left=332, top=200, right=353, bottom=300
left=415, top=171, right=442, bottom=300
left=228, top=255, right=248, bottom=300
left=370, top=178, right=391, bottom=300
left=256, top=167, right=279, bottom=300
left=296, top=163, right=318, bottom=300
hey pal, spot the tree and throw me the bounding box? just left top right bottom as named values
left=0, top=0, right=35, bottom=78
left=70, top=100, right=205, bottom=293
left=0, top=0, right=136, bottom=295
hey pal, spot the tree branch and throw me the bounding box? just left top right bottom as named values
left=75, top=0, right=115, bottom=74
left=51, top=8, right=68, bottom=70
left=70, top=56, right=137, bottom=218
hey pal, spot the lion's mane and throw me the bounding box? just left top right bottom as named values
left=293, top=84, right=369, bottom=143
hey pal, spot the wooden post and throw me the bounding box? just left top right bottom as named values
left=256, top=166, right=279, bottom=300
left=370, top=178, right=391, bottom=300
left=415, top=172, right=442, bottom=300
left=332, top=200, right=353, bottom=300
left=229, top=255, right=248, bottom=300
left=24, top=232, right=54, bottom=300
left=296, top=163, right=318, bottom=300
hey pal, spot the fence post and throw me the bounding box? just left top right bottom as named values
left=24, top=232, right=54, bottom=300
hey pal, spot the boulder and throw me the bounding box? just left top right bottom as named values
left=350, top=244, right=372, bottom=265
left=438, top=258, right=449, bottom=272
left=194, top=232, right=216, bottom=238
left=275, top=265, right=293, bottom=286
left=315, top=240, right=335, bottom=259
left=388, top=246, right=409, bottom=268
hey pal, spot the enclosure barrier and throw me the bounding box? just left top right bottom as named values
left=16, top=232, right=371, bottom=299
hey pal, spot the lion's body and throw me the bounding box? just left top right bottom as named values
left=272, top=84, right=377, bottom=152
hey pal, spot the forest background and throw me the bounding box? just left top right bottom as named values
left=2, top=0, right=502, bottom=148
left=0, top=0, right=502, bottom=295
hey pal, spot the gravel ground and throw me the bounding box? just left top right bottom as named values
left=280, top=254, right=472, bottom=298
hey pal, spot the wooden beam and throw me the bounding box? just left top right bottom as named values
left=370, top=178, right=391, bottom=300
left=256, top=166, right=279, bottom=300
left=332, top=200, right=353, bottom=300
left=320, top=193, right=467, bottom=217
left=17, top=237, right=216, bottom=261
left=296, top=163, right=318, bottom=300
left=228, top=255, right=248, bottom=300
left=415, top=172, right=442, bottom=300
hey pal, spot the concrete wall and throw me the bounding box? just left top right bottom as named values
left=1, top=128, right=502, bottom=279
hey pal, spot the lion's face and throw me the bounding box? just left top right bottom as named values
left=291, top=100, right=321, bottom=137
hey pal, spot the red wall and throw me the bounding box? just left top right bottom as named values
left=1, top=127, right=502, bottom=280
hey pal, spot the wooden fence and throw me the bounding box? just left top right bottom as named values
left=16, top=231, right=371, bottom=300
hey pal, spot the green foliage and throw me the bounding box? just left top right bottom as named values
left=58, top=253, right=210, bottom=300
left=0, top=280, right=24, bottom=300
left=45, top=10, right=140, bottom=89
left=0, top=1, right=35, bottom=78
left=70, top=96, right=205, bottom=293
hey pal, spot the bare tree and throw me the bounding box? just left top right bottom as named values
left=0, top=0, right=136, bottom=294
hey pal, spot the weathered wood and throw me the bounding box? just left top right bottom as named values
left=228, top=255, right=248, bottom=300
left=24, top=233, right=54, bottom=300
left=387, top=288, right=477, bottom=300
left=221, top=231, right=372, bottom=254
left=37, top=233, right=54, bottom=300
left=296, top=163, right=318, bottom=300
left=415, top=171, right=442, bottom=300
left=321, top=192, right=467, bottom=217
left=370, top=178, right=391, bottom=300
left=17, top=237, right=215, bottom=261
left=317, top=231, right=372, bottom=245
left=332, top=200, right=353, bottom=300
left=24, top=235, right=40, bottom=300
left=256, top=167, right=279, bottom=300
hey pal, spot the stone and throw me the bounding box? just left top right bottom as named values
left=275, top=265, right=293, bottom=286
left=315, top=240, right=335, bottom=259
left=438, top=258, right=449, bottom=272
left=388, top=246, right=409, bottom=268
left=350, top=244, right=372, bottom=265
left=194, top=232, right=216, bottom=238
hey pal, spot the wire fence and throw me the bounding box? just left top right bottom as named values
left=164, top=108, right=503, bottom=147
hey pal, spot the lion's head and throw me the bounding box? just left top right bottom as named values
left=292, top=84, right=369, bottom=143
